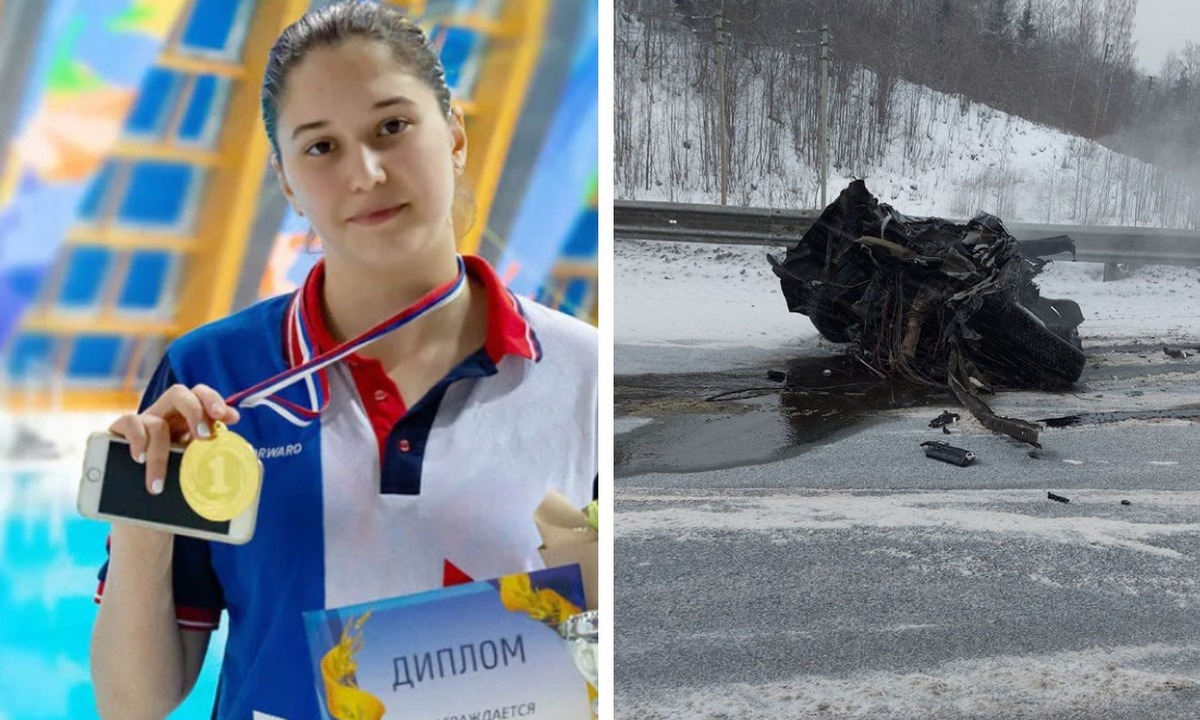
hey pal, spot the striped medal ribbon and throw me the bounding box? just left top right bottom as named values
left=226, top=255, right=468, bottom=427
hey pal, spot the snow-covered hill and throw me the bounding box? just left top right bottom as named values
left=616, top=21, right=1200, bottom=228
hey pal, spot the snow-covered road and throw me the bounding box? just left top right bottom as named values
left=615, top=238, right=1200, bottom=719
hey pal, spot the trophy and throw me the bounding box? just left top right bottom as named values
left=559, top=610, right=598, bottom=718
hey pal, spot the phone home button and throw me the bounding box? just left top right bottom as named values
left=86, top=468, right=101, bottom=482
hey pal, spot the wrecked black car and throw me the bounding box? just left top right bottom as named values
left=769, top=180, right=1084, bottom=445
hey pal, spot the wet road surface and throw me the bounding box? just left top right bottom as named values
left=615, top=341, right=1200, bottom=719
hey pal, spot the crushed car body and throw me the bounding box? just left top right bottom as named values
left=769, top=180, right=1085, bottom=446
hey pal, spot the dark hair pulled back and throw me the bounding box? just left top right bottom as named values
left=260, top=0, right=452, bottom=159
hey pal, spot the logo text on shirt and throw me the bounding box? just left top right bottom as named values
left=257, top=443, right=303, bottom=460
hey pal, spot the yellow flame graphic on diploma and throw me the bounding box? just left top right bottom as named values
left=500, top=574, right=596, bottom=702
left=319, top=611, right=387, bottom=720
left=498, top=573, right=580, bottom=625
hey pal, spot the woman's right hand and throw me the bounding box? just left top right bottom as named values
left=108, top=384, right=241, bottom=495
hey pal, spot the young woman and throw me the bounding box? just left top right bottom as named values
left=89, top=3, right=597, bottom=718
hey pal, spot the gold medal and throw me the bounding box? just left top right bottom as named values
left=180, top=421, right=263, bottom=522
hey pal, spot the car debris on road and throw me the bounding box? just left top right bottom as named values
left=920, top=440, right=977, bottom=466
left=770, top=180, right=1084, bottom=447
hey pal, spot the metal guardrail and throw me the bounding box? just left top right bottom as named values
left=615, top=200, right=1200, bottom=266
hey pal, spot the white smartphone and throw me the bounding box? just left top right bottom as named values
left=77, top=431, right=258, bottom=544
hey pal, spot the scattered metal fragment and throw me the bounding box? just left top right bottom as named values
left=929, top=411, right=960, bottom=428
left=1028, top=450, right=1040, bottom=459
left=1047, top=492, right=1070, bottom=504
left=1164, top=346, right=1188, bottom=359
left=766, top=370, right=787, bottom=382
left=920, top=440, right=976, bottom=466
left=948, top=369, right=1042, bottom=447
left=1120, top=500, right=1132, bottom=506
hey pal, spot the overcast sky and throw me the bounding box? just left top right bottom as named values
left=1132, top=0, right=1198, bottom=73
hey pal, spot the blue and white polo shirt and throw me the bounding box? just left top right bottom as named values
left=94, top=256, right=597, bottom=719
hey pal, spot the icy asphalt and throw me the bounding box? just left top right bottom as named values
left=614, top=341, right=1200, bottom=720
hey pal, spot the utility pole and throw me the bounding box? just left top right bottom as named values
left=716, top=1, right=728, bottom=205
left=818, top=24, right=830, bottom=208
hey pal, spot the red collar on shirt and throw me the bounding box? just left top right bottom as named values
left=289, top=255, right=540, bottom=369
